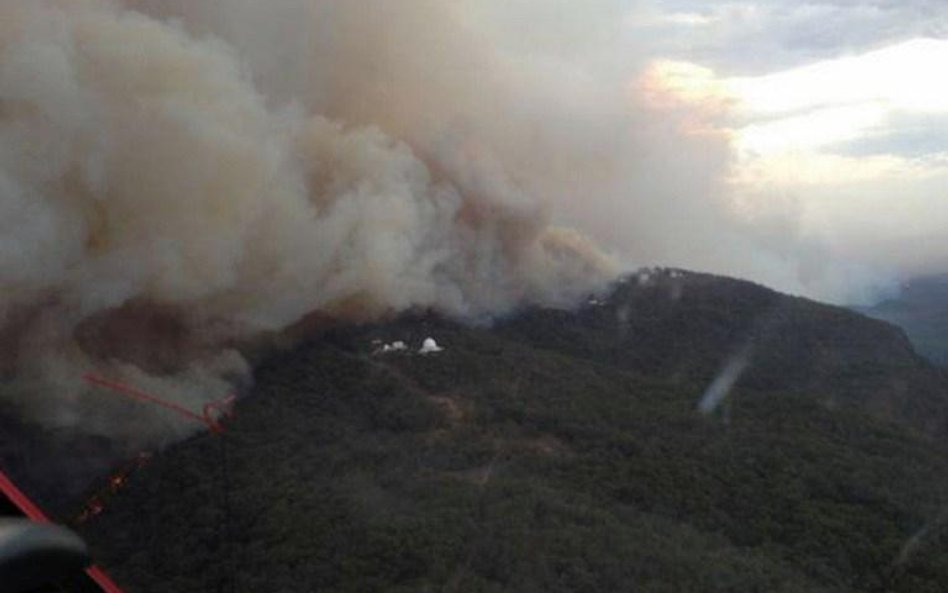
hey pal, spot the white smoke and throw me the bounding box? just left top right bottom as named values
left=1, top=0, right=919, bottom=443
left=0, top=0, right=613, bottom=442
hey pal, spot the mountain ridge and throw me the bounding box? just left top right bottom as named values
left=860, top=274, right=948, bottom=367
left=502, top=269, right=948, bottom=436
left=62, top=269, right=948, bottom=592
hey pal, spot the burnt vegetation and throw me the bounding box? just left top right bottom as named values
left=35, top=271, right=948, bottom=591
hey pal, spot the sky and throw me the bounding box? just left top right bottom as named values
left=464, top=0, right=948, bottom=302
left=641, top=1, right=948, bottom=291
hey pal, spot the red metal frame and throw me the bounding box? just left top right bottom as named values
left=83, top=373, right=235, bottom=433
left=0, top=373, right=236, bottom=591
left=0, top=468, right=127, bottom=593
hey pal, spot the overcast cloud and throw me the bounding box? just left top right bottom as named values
left=458, top=0, right=948, bottom=302
left=628, top=0, right=948, bottom=73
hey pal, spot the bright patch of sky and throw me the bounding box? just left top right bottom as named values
left=644, top=36, right=948, bottom=184
left=631, top=3, right=948, bottom=266
left=470, top=0, right=948, bottom=183
left=462, top=0, right=948, bottom=294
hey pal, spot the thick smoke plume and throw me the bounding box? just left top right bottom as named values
left=3, top=0, right=912, bottom=445
left=0, top=0, right=614, bottom=443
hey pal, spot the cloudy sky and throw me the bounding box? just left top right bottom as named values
left=461, top=0, right=948, bottom=301
left=640, top=1, right=948, bottom=283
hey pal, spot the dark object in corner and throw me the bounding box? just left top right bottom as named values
left=0, top=518, right=90, bottom=592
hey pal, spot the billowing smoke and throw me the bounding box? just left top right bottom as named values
left=1, top=0, right=918, bottom=444
left=0, top=0, right=614, bottom=443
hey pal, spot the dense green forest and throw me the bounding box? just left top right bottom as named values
left=73, top=271, right=948, bottom=592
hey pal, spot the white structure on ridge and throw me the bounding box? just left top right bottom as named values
left=419, top=337, right=443, bottom=354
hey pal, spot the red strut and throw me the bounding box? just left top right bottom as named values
left=0, top=468, right=128, bottom=593
left=83, top=373, right=234, bottom=433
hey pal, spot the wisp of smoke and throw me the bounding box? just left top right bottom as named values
left=0, top=0, right=615, bottom=444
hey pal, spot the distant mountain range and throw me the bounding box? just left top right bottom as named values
left=7, top=270, right=948, bottom=592
left=860, top=274, right=948, bottom=367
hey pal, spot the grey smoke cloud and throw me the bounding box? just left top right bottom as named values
left=125, top=0, right=875, bottom=300
left=0, top=0, right=613, bottom=442
left=0, top=0, right=929, bottom=443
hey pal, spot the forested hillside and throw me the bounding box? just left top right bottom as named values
left=59, top=271, right=948, bottom=591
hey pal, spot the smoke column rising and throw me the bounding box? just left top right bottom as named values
left=0, top=0, right=615, bottom=443
left=0, top=0, right=906, bottom=444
